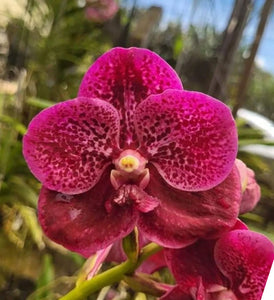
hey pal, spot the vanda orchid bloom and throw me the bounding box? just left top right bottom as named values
left=163, top=221, right=274, bottom=300
left=23, top=47, right=240, bottom=257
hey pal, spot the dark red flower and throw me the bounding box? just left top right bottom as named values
left=23, top=48, right=240, bottom=257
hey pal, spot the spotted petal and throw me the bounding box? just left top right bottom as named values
left=134, top=90, right=238, bottom=191
left=214, top=230, right=274, bottom=300
left=164, top=221, right=249, bottom=296
left=165, top=240, right=227, bottom=292
left=138, top=164, right=241, bottom=248
left=38, top=168, right=138, bottom=257
left=78, top=47, right=183, bottom=147
left=23, top=97, right=120, bottom=194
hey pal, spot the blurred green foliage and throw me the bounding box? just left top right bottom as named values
left=1, top=0, right=112, bottom=298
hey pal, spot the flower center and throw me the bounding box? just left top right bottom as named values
left=111, top=149, right=149, bottom=190
left=118, top=155, right=140, bottom=173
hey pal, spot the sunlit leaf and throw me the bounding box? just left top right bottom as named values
left=26, top=97, right=55, bottom=109
left=0, top=115, right=27, bottom=135
left=1, top=204, right=26, bottom=248
left=35, top=254, right=55, bottom=300
left=9, top=176, right=39, bottom=207
left=173, top=35, right=183, bottom=58
left=17, top=204, right=45, bottom=250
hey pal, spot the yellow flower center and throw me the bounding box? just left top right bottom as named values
left=118, top=155, right=140, bottom=173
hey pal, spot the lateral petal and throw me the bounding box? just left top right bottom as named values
left=134, top=90, right=238, bottom=191
left=23, top=97, right=120, bottom=194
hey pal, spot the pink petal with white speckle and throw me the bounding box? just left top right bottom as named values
left=138, top=164, right=241, bottom=248
left=38, top=168, right=138, bottom=257
left=23, top=97, right=120, bottom=194
left=214, top=230, right=274, bottom=300
left=78, top=47, right=183, bottom=147
left=134, top=90, right=238, bottom=191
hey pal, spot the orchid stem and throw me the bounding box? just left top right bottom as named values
left=59, top=243, right=162, bottom=300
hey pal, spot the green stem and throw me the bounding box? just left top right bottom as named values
left=59, top=243, right=162, bottom=300
left=138, top=242, right=162, bottom=265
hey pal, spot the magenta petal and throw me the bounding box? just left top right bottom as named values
left=106, top=239, right=127, bottom=263
left=134, top=90, right=238, bottom=191
left=23, top=97, right=120, bottom=194
left=232, top=219, right=249, bottom=230
left=78, top=47, right=183, bottom=147
left=132, top=188, right=160, bottom=213
left=86, top=244, right=112, bottom=279
left=138, top=164, right=241, bottom=248
left=138, top=250, right=167, bottom=274
left=160, top=285, right=193, bottom=300
left=165, top=240, right=227, bottom=291
left=38, top=169, right=138, bottom=257
left=214, top=230, right=274, bottom=300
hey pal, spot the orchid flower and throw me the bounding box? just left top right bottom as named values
left=163, top=221, right=274, bottom=300
left=23, top=47, right=240, bottom=257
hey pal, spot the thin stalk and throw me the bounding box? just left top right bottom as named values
left=59, top=243, right=162, bottom=300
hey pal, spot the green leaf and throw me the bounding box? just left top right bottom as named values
left=26, top=97, right=55, bottom=109
left=173, top=35, right=184, bottom=58
left=241, top=212, right=264, bottom=223
left=122, top=227, right=139, bottom=263
left=134, top=292, right=147, bottom=300
left=17, top=204, right=45, bottom=250
left=9, top=176, right=39, bottom=207
left=239, top=139, right=274, bottom=146
left=35, top=254, right=55, bottom=300
left=0, top=114, right=26, bottom=135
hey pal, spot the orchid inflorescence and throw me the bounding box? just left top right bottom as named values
left=23, top=47, right=273, bottom=300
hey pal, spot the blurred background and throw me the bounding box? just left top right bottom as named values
left=0, top=0, right=274, bottom=299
